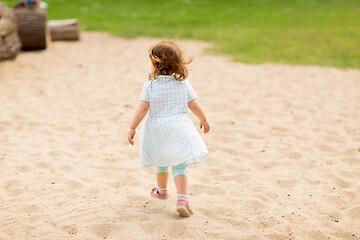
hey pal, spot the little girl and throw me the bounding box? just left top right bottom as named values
left=128, top=40, right=210, bottom=217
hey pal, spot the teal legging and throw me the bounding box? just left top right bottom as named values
left=156, top=162, right=188, bottom=177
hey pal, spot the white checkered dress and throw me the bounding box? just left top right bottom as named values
left=139, top=75, right=209, bottom=168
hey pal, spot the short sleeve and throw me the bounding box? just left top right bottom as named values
left=140, top=81, right=151, bottom=102
left=185, top=79, right=198, bottom=102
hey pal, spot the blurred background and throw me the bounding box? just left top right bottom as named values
left=3, top=0, right=360, bottom=69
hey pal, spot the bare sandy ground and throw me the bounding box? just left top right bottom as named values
left=0, top=32, right=360, bottom=240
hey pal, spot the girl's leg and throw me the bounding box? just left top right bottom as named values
left=155, top=167, right=169, bottom=194
left=172, top=162, right=192, bottom=217
left=172, top=162, right=188, bottom=194
left=174, top=175, right=187, bottom=194
left=156, top=173, right=169, bottom=188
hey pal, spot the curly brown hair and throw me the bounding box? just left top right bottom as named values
left=148, top=40, right=192, bottom=81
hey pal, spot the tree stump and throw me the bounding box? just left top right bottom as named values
left=14, top=8, right=47, bottom=50
left=48, top=19, right=80, bottom=41
left=0, top=2, right=21, bottom=60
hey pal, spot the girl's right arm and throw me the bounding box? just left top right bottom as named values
left=188, top=99, right=210, bottom=133
left=128, top=100, right=150, bottom=145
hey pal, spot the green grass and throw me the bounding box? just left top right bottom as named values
left=3, top=0, right=360, bottom=69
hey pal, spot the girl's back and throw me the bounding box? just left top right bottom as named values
left=141, top=76, right=197, bottom=118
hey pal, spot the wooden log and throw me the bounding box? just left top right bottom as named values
left=48, top=19, right=80, bottom=41
left=14, top=8, right=47, bottom=50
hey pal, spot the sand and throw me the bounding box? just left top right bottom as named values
left=0, top=32, right=359, bottom=240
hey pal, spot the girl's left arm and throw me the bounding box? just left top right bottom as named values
left=128, top=100, right=150, bottom=145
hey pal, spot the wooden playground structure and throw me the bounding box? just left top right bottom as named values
left=0, top=1, right=80, bottom=61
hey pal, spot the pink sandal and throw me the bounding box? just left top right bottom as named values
left=150, top=187, right=168, bottom=200
left=176, top=199, right=193, bottom=217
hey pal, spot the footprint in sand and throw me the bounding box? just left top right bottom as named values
left=217, top=146, right=239, bottom=156
left=346, top=205, right=360, bottom=220
left=102, top=157, right=118, bottom=163
left=307, top=230, right=329, bottom=239
left=286, top=152, right=302, bottom=159
left=0, top=152, right=7, bottom=161
left=166, top=222, right=191, bottom=237
left=48, top=150, right=75, bottom=158
left=321, top=173, right=353, bottom=189
left=241, top=198, right=265, bottom=215
left=322, top=134, right=345, bottom=144
left=57, top=126, right=76, bottom=132
left=58, top=164, right=74, bottom=173
left=212, top=172, right=249, bottom=185
left=0, top=121, right=13, bottom=129
left=293, top=134, right=307, bottom=141
left=316, top=144, right=335, bottom=153
left=86, top=186, right=101, bottom=196
left=339, top=157, right=360, bottom=166
left=335, top=177, right=351, bottom=189
left=341, top=148, right=359, bottom=156
left=29, top=152, right=43, bottom=158
left=3, top=180, right=25, bottom=197
left=190, top=184, right=225, bottom=195
left=15, top=165, right=32, bottom=173
left=69, top=140, right=92, bottom=152
left=207, top=168, right=223, bottom=176
left=0, top=141, right=18, bottom=147
left=323, top=194, right=347, bottom=207
left=62, top=225, right=78, bottom=235
left=65, top=180, right=85, bottom=190
left=242, top=131, right=263, bottom=140
left=274, top=178, right=298, bottom=188
left=91, top=224, right=115, bottom=239
left=231, top=172, right=250, bottom=184
left=107, top=181, right=124, bottom=189
left=270, top=126, right=291, bottom=136
left=35, top=161, right=51, bottom=170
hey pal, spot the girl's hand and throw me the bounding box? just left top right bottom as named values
left=128, top=128, right=136, bottom=145
left=200, top=120, right=210, bottom=133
